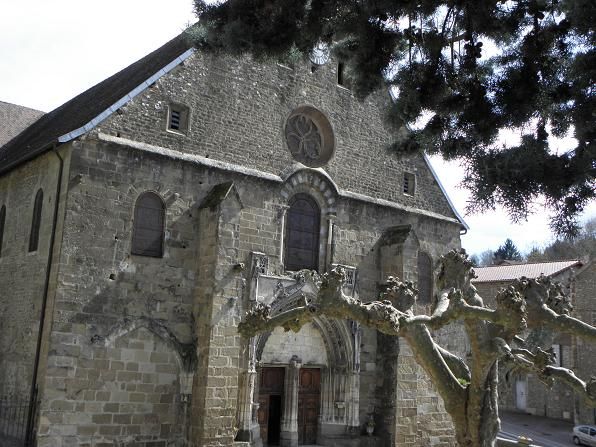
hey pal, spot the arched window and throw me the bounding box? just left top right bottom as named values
left=131, top=192, right=165, bottom=257
left=417, top=252, right=433, bottom=305
left=0, top=205, right=5, bottom=257
left=285, top=194, right=320, bottom=271
left=29, top=189, right=43, bottom=252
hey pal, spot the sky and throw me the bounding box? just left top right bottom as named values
left=1, top=0, right=593, bottom=257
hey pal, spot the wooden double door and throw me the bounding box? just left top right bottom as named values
left=258, top=367, right=321, bottom=446
left=297, top=368, right=320, bottom=445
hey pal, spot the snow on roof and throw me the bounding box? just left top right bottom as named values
left=472, top=260, right=582, bottom=283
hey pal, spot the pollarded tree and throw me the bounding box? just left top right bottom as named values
left=191, top=0, right=595, bottom=236
left=238, top=250, right=596, bottom=447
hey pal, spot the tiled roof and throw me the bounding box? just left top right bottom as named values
left=472, top=260, right=583, bottom=283
left=0, top=101, right=44, bottom=147
left=0, top=32, right=192, bottom=176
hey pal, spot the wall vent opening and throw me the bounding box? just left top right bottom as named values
left=167, top=103, right=190, bottom=134
left=403, top=172, right=416, bottom=195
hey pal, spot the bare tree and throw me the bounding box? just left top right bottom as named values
left=238, top=250, right=596, bottom=447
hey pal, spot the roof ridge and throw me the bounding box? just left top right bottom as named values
left=0, top=30, right=193, bottom=176
left=475, top=259, right=581, bottom=269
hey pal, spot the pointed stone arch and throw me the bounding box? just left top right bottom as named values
left=85, top=317, right=195, bottom=446
left=97, top=316, right=197, bottom=373
left=253, top=279, right=361, bottom=444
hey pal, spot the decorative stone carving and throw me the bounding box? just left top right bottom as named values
left=180, top=372, right=194, bottom=402
left=252, top=252, right=269, bottom=277
left=332, top=263, right=358, bottom=296
left=286, top=114, right=322, bottom=160
left=284, top=106, right=334, bottom=168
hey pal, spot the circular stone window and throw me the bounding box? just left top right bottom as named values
left=284, top=106, right=335, bottom=168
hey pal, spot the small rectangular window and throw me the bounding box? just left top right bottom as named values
left=552, top=344, right=562, bottom=367
left=338, top=62, right=345, bottom=86
left=167, top=103, right=189, bottom=134
left=403, top=172, right=416, bottom=195
left=29, top=189, right=43, bottom=252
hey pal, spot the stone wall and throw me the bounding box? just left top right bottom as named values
left=98, top=52, right=458, bottom=221
left=0, top=148, right=70, bottom=398
left=574, top=262, right=596, bottom=424
left=261, top=324, right=328, bottom=365
left=38, top=326, right=187, bottom=447
left=30, top=133, right=463, bottom=445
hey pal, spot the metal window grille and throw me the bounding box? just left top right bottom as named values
left=0, top=392, right=38, bottom=446
left=404, top=173, right=416, bottom=195
left=170, top=109, right=181, bottom=130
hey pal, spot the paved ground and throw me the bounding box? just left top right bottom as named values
left=0, top=414, right=579, bottom=447
left=499, top=410, right=576, bottom=447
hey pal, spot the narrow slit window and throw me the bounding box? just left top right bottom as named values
left=0, top=205, right=5, bottom=257
left=403, top=172, right=416, bottom=195
left=131, top=192, right=165, bottom=257
left=417, top=252, right=432, bottom=305
left=167, top=103, right=189, bottom=134
left=337, top=62, right=345, bottom=86
left=29, top=189, right=43, bottom=252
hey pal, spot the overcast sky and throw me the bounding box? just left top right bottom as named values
left=1, top=0, right=593, bottom=257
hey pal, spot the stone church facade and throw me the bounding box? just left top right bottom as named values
left=0, top=30, right=466, bottom=447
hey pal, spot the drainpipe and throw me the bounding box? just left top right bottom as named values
left=25, top=146, right=64, bottom=446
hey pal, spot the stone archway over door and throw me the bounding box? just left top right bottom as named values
left=298, top=368, right=320, bottom=445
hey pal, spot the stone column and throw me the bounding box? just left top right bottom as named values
left=276, top=205, right=290, bottom=271
left=325, top=213, right=337, bottom=271
left=280, top=355, right=301, bottom=447
left=236, top=359, right=257, bottom=441
left=348, top=320, right=361, bottom=432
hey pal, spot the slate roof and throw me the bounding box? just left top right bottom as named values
left=0, top=33, right=192, bottom=176
left=472, top=260, right=583, bottom=283
left=0, top=101, right=44, bottom=147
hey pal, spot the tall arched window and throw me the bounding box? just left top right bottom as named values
left=0, top=205, right=6, bottom=257
left=285, top=194, right=320, bottom=271
left=29, top=189, right=43, bottom=252
left=417, top=252, right=433, bottom=305
left=131, top=192, right=165, bottom=257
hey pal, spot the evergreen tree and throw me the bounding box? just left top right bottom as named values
left=493, top=238, right=522, bottom=263
left=191, top=0, right=595, bottom=236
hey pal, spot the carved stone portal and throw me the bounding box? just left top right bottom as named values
left=244, top=272, right=360, bottom=446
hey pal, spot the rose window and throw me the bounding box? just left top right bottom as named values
left=284, top=106, right=335, bottom=167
